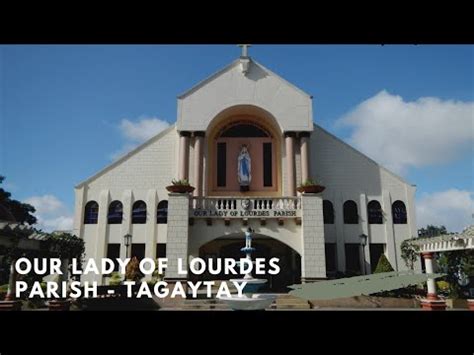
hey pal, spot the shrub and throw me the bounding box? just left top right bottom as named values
left=109, top=272, right=123, bottom=286
left=125, top=257, right=144, bottom=282
left=374, top=254, right=394, bottom=273
left=299, top=178, right=320, bottom=187
left=171, top=179, right=190, bottom=186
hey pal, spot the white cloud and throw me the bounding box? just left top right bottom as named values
left=111, top=117, right=170, bottom=160
left=336, top=90, right=474, bottom=175
left=25, top=195, right=73, bottom=232
left=416, top=189, right=473, bottom=233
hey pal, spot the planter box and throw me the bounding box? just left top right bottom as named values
left=468, top=299, right=474, bottom=311
left=166, top=185, right=195, bottom=194
left=47, top=300, right=71, bottom=311
left=445, top=298, right=469, bottom=309
left=0, top=300, right=22, bottom=311
left=296, top=185, right=325, bottom=194
left=309, top=295, right=420, bottom=309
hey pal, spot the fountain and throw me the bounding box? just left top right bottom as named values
left=218, top=228, right=277, bottom=310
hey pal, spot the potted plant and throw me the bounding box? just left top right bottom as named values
left=296, top=178, right=325, bottom=194
left=166, top=179, right=195, bottom=193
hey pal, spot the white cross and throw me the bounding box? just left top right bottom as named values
left=238, top=44, right=251, bottom=57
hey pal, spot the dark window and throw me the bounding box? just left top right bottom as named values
left=107, top=201, right=123, bottom=224
left=368, top=200, right=383, bottom=224
left=323, top=200, right=334, bottom=224
left=392, top=200, right=407, bottom=224
left=217, top=142, right=226, bottom=187
left=345, top=243, right=361, bottom=275
left=343, top=200, right=358, bottom=224
left=84, top=201, right=99, bottom=224
left=325, top=243, right=337, bottom=272
left=263, top=142, right=273, bottom=187
left=131, top=244, right=146, bottom=261
left=132, top=200, right=147, bottom=224
left=157, top=200, right=168, bottom=224
left=106, top=244, right=121, bottom=272
left=370, top=244, right=385, bottom=273
left=156, top=243, right=167, bottom=258
left=220, top=123, right=269, bottom=137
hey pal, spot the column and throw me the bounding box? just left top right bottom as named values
left=94, top=189, right=110, bottom=285
left=193, top=132, right=205, bottom=197
left=178, top=131, right=191, bottom=181
left=121, top=189, right=132, bottom=239
left=165, top=192, right=190, bottom=281
left=334, top=193, right=346, bottom=273
left=420, top=252, right=446, bottom=310
left=423, top=252, right=438, bottom=300
left=382, top=190, right=398, bottom=270
left=359, top=193, right=371, bottom=274
left=5, top=258, right=17, bottom=301
left=300, top=193, right=326, bottom=282
left=145, top=189, right=158, bottom=261
left=299, top=132, right=311, bottom=182
left=285, top=132, right=296, bottom=196
left=73, top=186, right=86, bottom=237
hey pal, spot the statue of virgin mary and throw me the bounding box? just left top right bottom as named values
left=237, top=145, right=251, bottom=191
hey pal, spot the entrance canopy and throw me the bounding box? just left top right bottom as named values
left=410, top=225, right=474, bottom=253
left=0, top=221, right=83, bottom=257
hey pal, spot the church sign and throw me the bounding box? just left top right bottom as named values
left=190, top=197, right=301, bottom=219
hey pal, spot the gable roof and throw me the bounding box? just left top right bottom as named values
left=75, top=124, right=176, bottom=188
left=177, top=57, right=312, bottom=100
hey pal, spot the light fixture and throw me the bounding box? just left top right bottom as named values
left=359, top=234, right=368, bottom=246
left=124, top=233, right=132, bottom=247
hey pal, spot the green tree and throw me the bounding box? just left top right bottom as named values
left=437, top=250, right=474, bottom=299
left=417, top=225, right=448, bottom=238
left=374, top=254, right=394, bottom=273
left=401, top=238, right=420, bottom=270
left=0, top=176, right=37, bottom=225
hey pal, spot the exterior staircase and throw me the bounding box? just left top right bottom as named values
left=270, top=294, right=311, bottom=310
left=160, top=293, right=311, bottom=310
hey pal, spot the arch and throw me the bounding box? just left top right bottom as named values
left=206, top=104, right=283, bottom=137
left=367, top=200, right=383, bottom=224
left=132, top=200, right=147, bottom=224
left=323, top=200, right=334, bottom=224
left=194, top=233, right=301, bottom=292
left=189, top=226, right=302, bottom=257
left=392, top=200, right=407, bottom=224
left=206, top=105, right=283, bottom=197
left=343, top=200, right=358, bottom=224
left=84, top=201, right=99, bottom=224
left=219, top=121, right=271, bottom=138
left=107, top=200, right=123, bottom=224
left=157, top=200, right=168, bottom=224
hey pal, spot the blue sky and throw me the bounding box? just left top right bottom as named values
left=1, top=45, right=473, bottom=232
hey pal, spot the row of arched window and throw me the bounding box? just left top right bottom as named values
left=83, top=200, right=169, bottom=225
left=322, top=200, right=407, bottom=225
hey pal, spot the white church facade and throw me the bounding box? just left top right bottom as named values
left=73, top=49, right=417, bottom=290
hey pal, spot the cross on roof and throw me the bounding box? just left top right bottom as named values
left=238, top=44, right=251, bottom=58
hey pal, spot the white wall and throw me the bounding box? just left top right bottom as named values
left=74, top=127, right=178, bottom=283
left=311, top=124, right=417, bottom=271
left=178, top=60, right=313, bottom=132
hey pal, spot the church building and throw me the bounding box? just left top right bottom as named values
left=73, top=47, right=417, bottom=290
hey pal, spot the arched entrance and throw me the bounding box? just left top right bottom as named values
left=192, top=236, right=301, bottom=293
left=206, top=105, right=283, bottom=197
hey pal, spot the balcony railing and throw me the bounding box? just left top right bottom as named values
left=190, top=196, right=301, bottom=219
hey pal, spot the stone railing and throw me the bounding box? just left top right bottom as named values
left=190, top=197, right=301, bottom=219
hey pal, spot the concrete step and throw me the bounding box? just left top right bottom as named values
left=272, top=303, right=311, bottom=310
